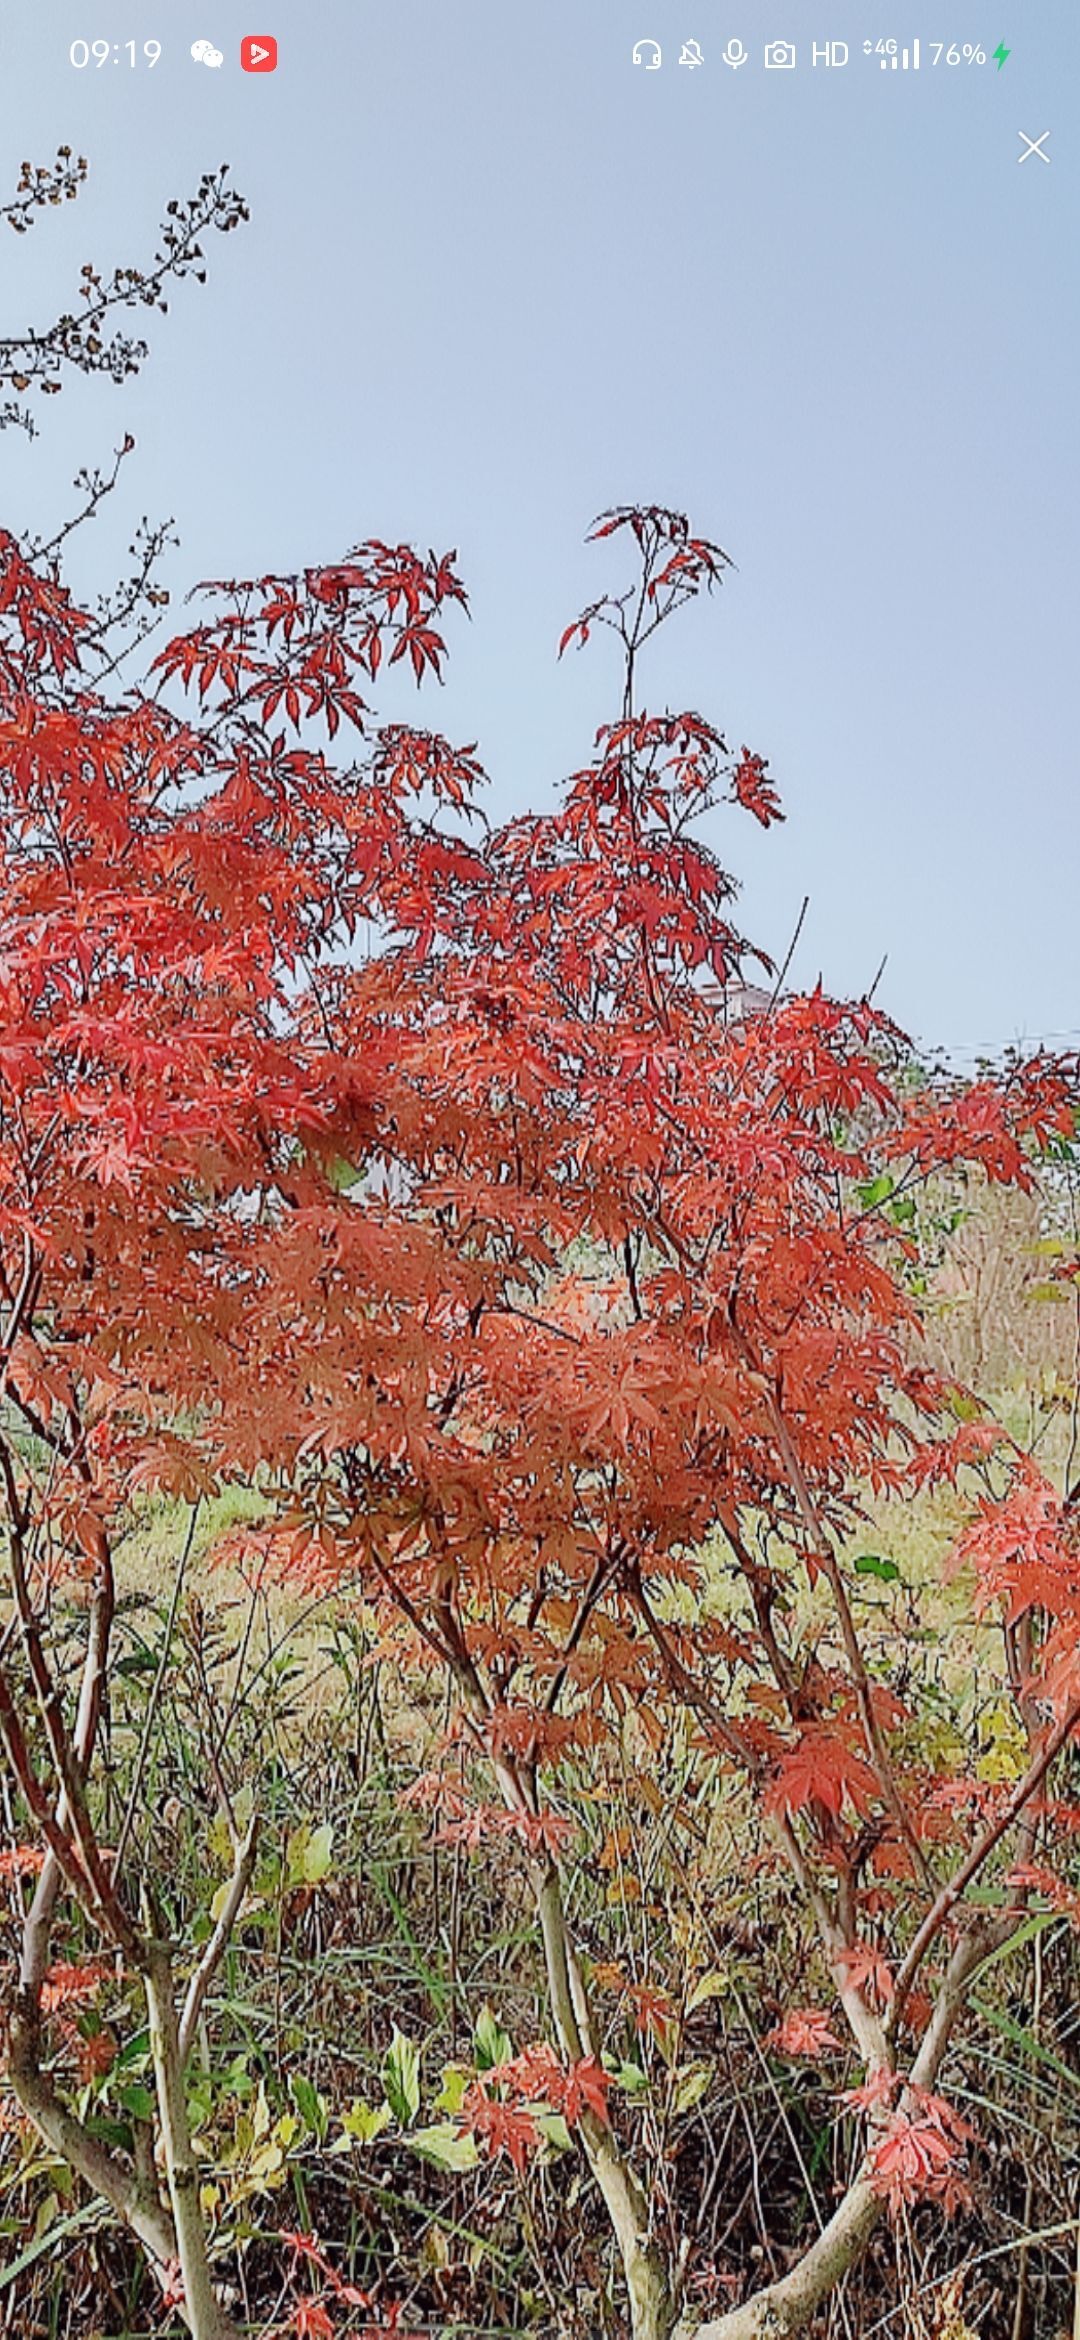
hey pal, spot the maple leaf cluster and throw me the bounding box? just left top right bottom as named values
left=954, top=1460, right=1080, bottom=1713
left=857, top=2081, right=977, bottom=2218
left=280, top=2231, right=421, bottom=2340
left=459, top=2046, right=611, bottom=2171
left=765, top=2007, right=842, bottom=2059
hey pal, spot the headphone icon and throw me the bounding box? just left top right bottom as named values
left=632, top=39, right=662, bottom=69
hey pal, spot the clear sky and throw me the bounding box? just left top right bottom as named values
left=1, top=2, right=1076, bottom=1060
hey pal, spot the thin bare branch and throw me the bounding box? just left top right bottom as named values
left=177, top=1815, right=259, bottom=2070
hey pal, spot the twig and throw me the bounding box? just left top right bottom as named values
left=177, top=1814, right=259, bottom=2070
left=888, top=1694, right=1080, bottom=2030
left=0, top=1662, right=104, bottom=1922
left=115, top=1503, right=200, bottom=1877
left=5, top=1524, right=138, bottom=1955
left=765, top=894, right=809, bottom=1017
left=747, top=1351, right=931, bottom=1888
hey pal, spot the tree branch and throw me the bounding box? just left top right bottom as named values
left=4, top=1524, right=139, bottom=1959
left=177, top=1815, right=258, bottom=2070
left=887, top=1694, right=1080, bottom=2032
left=6, top=1996, right=177, bottom=2280
left=533, top=1857, right=675, bottom=2340
left=143, top=1923, right=240, bottom=2340
left=750, top=1358, right=930, bottom=1888
left=679, top=1926, right=994, bottom=2339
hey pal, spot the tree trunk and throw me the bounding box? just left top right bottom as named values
left=533, top=1863, right=678, bottom=2340
left=674, top=1929, right=998, bottom=2339
left=7, top=1993, right=178, bottom=2277
left=144, top=1941, right=239, bottom=2340
left=674, top=2181, right=881, bottom=2339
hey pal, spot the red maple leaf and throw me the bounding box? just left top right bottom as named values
left=766, top=2008, right=842, bottom=2059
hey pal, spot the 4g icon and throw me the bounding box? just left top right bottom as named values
left=241, top=34, right=278, bottom=71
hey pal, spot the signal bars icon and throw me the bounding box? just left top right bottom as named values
left=882, top=39, right=920, bottom=68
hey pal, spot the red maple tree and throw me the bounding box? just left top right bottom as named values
left=152, top=507, right=1080, bottom=2333
left=1, top=454, right=1078, bottom=2340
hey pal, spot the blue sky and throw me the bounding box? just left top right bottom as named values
left=1, top=2, right=1076, bottom=1058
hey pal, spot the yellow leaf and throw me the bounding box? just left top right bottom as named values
left=686, top=1969, right=728, bottom=2014
left=302, top=1822, right=334, bottom=1885
left=673, top=2062, right=711, bottom=2116
left=433, top=2063, right=469, bottom=2115
left=411, top=2122, right=479, bottom=2172
left=340, top=2099, right=391, bottom=2145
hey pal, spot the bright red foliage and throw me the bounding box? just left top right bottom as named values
left=865, top=2086, right=977, bottom=2216
left=765, top=2009, right=842, bottom=2059
left=1, top=496, right=1078, bottom=2339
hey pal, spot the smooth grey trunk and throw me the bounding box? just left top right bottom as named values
left=675, top=1929, right=995, bottom=2340
left=144, top=1940, right=239, bottom=2340
left=533, top=1863, right=678, bottom=2340
left=675, top=2182, right=881, bottom=2340
left=8, top=1996, right=178, bottom=2276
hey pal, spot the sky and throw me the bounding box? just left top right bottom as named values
left=0, top=1, right=1076, bottom=1061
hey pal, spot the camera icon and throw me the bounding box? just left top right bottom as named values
left=764, top=40, right=796, bottom=68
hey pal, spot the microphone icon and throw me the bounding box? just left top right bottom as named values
left=722, top=37, right=748, bottom=67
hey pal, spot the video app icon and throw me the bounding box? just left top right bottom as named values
left=241, top=35, right=277, bottom=72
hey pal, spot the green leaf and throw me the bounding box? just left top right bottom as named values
left=672, top=2062, right=711, bottom=2116
left=856, top=1173, right=896, bottom=1210
left=114, top=2028, right=150, bottom=2070
left=473, top=2004, right=511, bottom=2071
left=535, top=2111, right=574, bottom=2154
left=686, top=1970, right=728, bottom=2014
left=209, top=1875, right=245, bottom=1924
left=32, top=2194, right=61, bottom=2246
left=383, top=2028, right=421, bottom=2127
left=612, top=2061, right=649, bottom=2095
left=946, top=1388, right=984, bottom=1422
left=300, top=1822, right=334, bottom=1885
left=969, top=1910, right=1064, bottom=1976
left=0, top=2203, right=99, bottom=2296
left=289, top=2074, right=327, bottom=2140
left=281, top=1816, right=335, bottom=1894
left=973, top=1995, right=1080, bottom=2093
left=411, top=2122, right=479, bottom=2172
left=433, top=2063, right=470, bottom=2115
left=853, top=1553, right=900, bottom=1583
left=85, top=2116, right=133, bottom=2150
left=116, top=2083, right=155, bottom=2124
left=340, top=2098, right=391, bottom=2145
left=115, top=1650, right=159, bottom=1678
